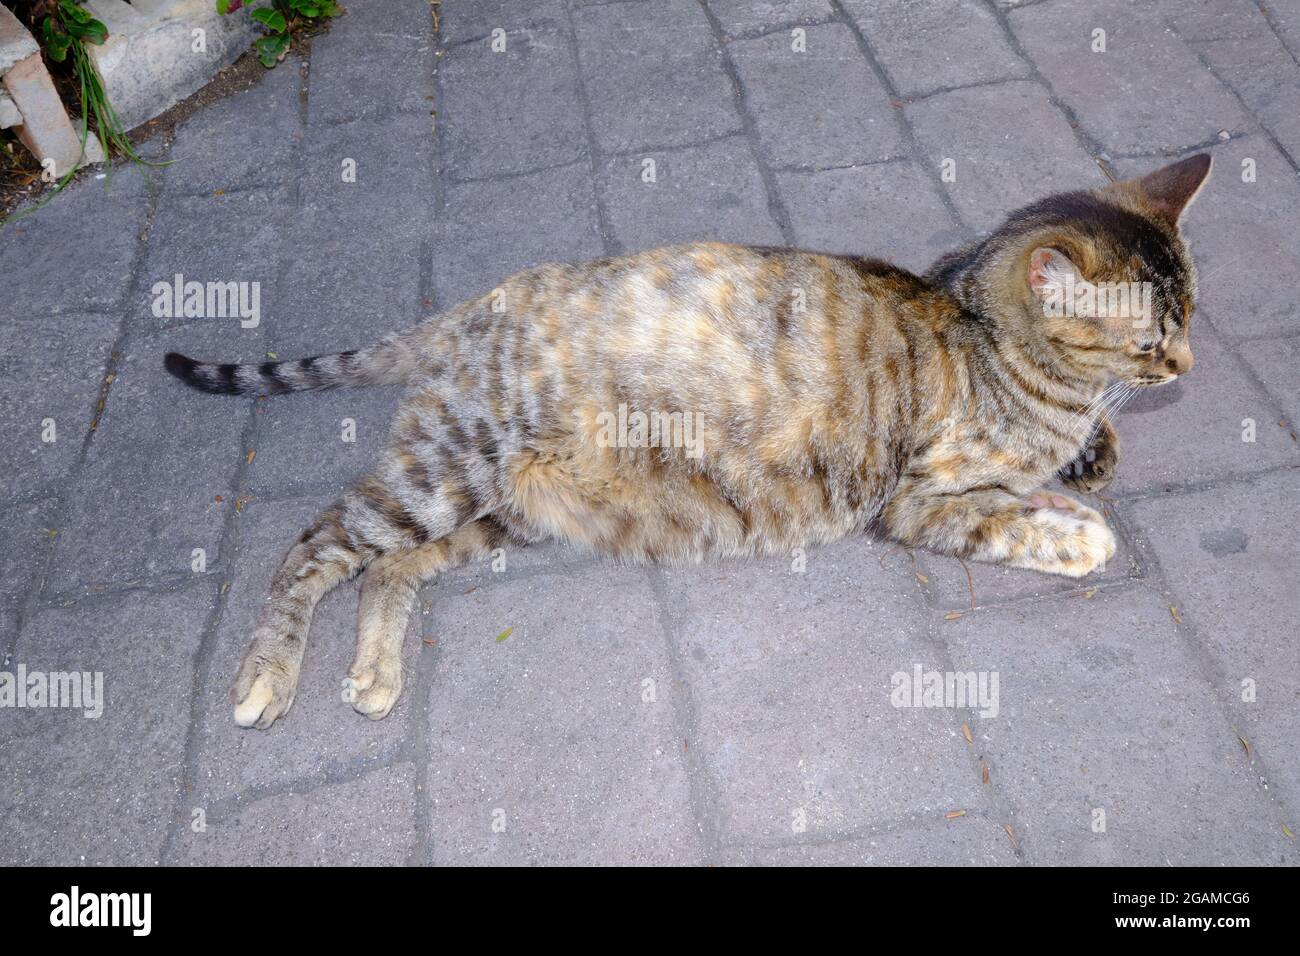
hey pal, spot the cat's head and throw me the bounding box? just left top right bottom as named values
left=932, top=154, right=1212, bottom=388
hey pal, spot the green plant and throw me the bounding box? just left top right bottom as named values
left=218, top=0, right=344, bottom=68
left=27, top=1, right=162, bottom=196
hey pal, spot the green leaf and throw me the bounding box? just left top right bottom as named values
left=59, top=1, right=93, bottom=24
left=64, top=17, right=109, bottom=45
left=289, top=0, right=321, bottom=16
left=42, top=18, right=73, bottom=62
left=46, top=33, right=72, bottom=61
left=251, top=8, right=287, bottom=32
left=319, top=0, right=344, bottom=16
left=494, top=627, right=513, bottom=643
left=254, top=32, right=290, bottom=67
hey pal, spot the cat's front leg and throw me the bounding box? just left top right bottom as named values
left=883, top=485, right=1115, bottom=578
left=1059, top=411, right=1120, bottom=494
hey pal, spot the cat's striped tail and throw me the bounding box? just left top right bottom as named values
left=164, top=330, right=418, bottom=396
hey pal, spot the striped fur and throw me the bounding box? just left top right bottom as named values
left=164, top=329, right=417, bottom=395
left=168, top=156, right=1212, bottom=728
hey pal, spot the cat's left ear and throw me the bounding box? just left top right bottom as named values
left=1121, top=153, right=1212, bottom=228
left=1027, top=246, right=1083, bottom=307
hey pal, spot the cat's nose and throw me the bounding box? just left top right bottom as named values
left=1163, top=346, right=1193, bottom=375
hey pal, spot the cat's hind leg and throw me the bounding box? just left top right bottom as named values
left=345, top=518, right=508, bottom=719
left=232, top=473, right=461, bottom=729
left=883, top=485, right=1115, bottom=578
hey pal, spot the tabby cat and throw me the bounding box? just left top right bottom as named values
left=166, top=154, right=1210, bottom=729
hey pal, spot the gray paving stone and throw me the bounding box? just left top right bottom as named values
left=246, top=387, right=401, bottom=500
left=0, top=497, right=56, bottom=590
left=938, top=585, right=1292, bottom=864
left=299, top=111, right=435, bottom=216
left=275, top=222, right=426, bottom=356
left=663, top=536, right=990, bottom=845
left=439, top=0, right=568, bottom=46
left=0, top=313, right=118, bottom=502
left=0, top=497, right=57, bottom=635
left=0, top=611, right=17, bottom=668
left=776, top=161, right=961, bottom=273
left=437, top=29, right=586, bottom=179
left=720, top=815, right=1017, bottom=865
left=906, top=80, right=1105, bottom=233
left=573, top=0, right=742, bottom=153
left=139, top=187, right=292, bottom=332
left=1123, top=470, right=1300, bottom=822
left=3, top=0, right=1295, bottom=867
left=273, top=206, right=427, bottom=356
left=430, top=161, right=603, bottom=307
left=344, top=0, right=435, bottom=36
left=282, top=112, right=433, bottom=352
left=707, top=0, right=836, bottom=38
left=0, top=175, right=147, bottom=316
left=47, top=321, right=262, bottom=593
left=175, top=763, right=416, bottom=865
left=1156, top=0, right=1275, bottom=42
left=92, top=161, right=161, bottom=197
left=729, top=22, right=904, bottom=168
left=432, top=537, right=599, bottom=592
left=599, top=136, right=783, bottom=251
left=1264, top=0, right=1300, bottom=55
left=191, top=497, right=410, bottom=805
left=0, top=584, right=215, bottom=865
left=422, top=565, right=701, bottom=864
left=842, top=0, right=1030, bottom=98
left=1116, top=137, right=1300, bottom=342
left=1102, top=319, right=1300, bottom=496
left=161, top=54, right=306, bottom=196
left=1189, top=31, right=1300, bottom=163
left=306, top=13, right=435, bottom=126
left=1009, top=0, right=1251, bottom=154
left=918, top=514, right=1141, bottom=613
left=1240, top=334, right=1300, bottom=430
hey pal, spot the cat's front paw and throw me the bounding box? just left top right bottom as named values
left=1058, top=435, right=1119, bottom=494
left=1026, top=492, right=1103, bottom=523
left=342, top=664, right=403, bottom=720
left=231, top=652, right=299, bottom=729
left=1023, top=494, right=1115, bottom=577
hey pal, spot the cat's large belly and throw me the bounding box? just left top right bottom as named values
left=503, top=443, right=874, bottom=565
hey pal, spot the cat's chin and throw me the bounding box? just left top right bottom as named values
left=1132, top=374, right=1178, bottom=387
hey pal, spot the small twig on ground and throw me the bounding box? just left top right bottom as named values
left=955, top=557, right=977, bottom=610
left=877, top=543, right=905, bottom=571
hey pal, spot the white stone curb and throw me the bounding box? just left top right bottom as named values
left=83, top=0, right=264, bottom=132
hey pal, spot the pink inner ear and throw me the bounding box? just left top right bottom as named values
left=1028, top=248, right=1058, bottom=292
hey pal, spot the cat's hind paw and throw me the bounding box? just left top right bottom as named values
left=232, top=655, right=299, bottom=729
left=342, top=665, right=403, bottom=721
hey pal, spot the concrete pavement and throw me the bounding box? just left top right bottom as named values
left=1, top=0, right=1297, bottom=866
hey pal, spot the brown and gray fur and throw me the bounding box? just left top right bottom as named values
left=165, top=156, right=1212, bottom=728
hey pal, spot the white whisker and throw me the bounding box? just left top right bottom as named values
left=1064, top=380, right=1123, bottom=442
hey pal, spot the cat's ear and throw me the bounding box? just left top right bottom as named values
left=1122, top=154, right=1212, bottom=227
left=1027, top=246, right=1082, bottom=306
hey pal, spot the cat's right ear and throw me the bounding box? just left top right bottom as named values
left=1118, top=154, right=1212, bottom=228
left=1027, top=247, right=1082, bottom=309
